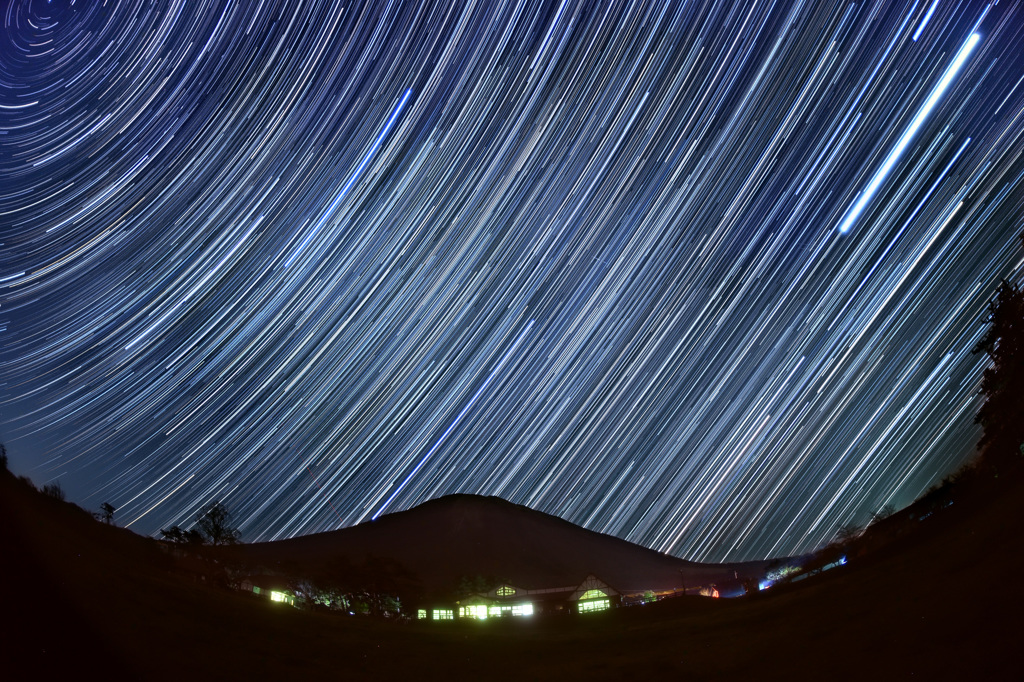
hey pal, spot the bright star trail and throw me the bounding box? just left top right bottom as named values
left=837, top=31, right=980, bottom=234
left=2, top=1, right=1023, bottom=563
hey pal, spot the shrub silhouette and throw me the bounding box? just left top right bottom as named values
left=41, top=481, right=65, bottom=501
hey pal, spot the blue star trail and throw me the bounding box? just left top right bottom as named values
left=2, top=1, right=1023, bottom=563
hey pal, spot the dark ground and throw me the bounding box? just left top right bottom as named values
left=2, top=467, right=1021, bottom=680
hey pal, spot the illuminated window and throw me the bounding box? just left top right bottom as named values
left=578, top=599, right=610, bottom=613
left=460, top=604, right=488, bottom=619
left=418, top=609, right=427, bottom=619
left=269, top=591, right=291, bottom=604
left=433, top=609, right=453, bottom=620
left=496, top=585, right=516, bottom=597
left=482, top=602, right=533, bottom=617
left=579, top=589, right=606, bottom=600
left=253, top=586, right=262, bottom=595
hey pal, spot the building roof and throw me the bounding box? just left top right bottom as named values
left=570, top=574, right=618, bottom=601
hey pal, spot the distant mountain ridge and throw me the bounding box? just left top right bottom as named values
left=226, top=493, right=771, bottom=597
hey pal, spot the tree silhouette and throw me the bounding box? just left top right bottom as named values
left=99, top=502, right=116, bottom=525
left=973, top=276, right=1024, bottom=465
left=160, top=501, right=241, bottom=545
left=160, top=525, right=204, bottom=545
left=195, top=501, right=241, bottom=546
left=869, top=504, right=896, bottom=525
left=834, top=522, right=863, bottom=544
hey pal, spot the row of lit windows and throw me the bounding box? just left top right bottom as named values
left=418, top=608, right=455, bottom=619
left=460, top=604, right=489, bottom=619
left=269, top=590, right=292, bottom=603
left=490, top=603, right=534, bottom=617
left=251, top=585, right=293, bottom=604
left=578, top=598, right=610, bottom=613
left=455, top=602, right=535, bottom=619
left=420, top=599, right=612, bottom=619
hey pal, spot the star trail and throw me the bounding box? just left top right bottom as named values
left=2, top=1, right=1023, bottom=563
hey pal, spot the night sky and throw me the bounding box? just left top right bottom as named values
left=2, top=0, right=1023, bottom=563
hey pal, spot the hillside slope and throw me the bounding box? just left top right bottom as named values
left=227, top=493, right=768, bottom=595
left=3, top=467, right=1021, bottom=680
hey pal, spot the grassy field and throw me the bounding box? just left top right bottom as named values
left=3, top=467, right=1020, bottom=680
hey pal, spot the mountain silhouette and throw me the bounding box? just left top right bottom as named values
left=227, top=494, right=770, bottom=595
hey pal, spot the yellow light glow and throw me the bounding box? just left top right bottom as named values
left=460, top=604, right=488, bottom=619
left=579, top=598, right=610, bottom=613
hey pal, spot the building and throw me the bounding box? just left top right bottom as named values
left=417, top=574, right=621, bottom=620
left=569, top=575, right=619, bottom=613
left=239, top=576, right=296, bottom=606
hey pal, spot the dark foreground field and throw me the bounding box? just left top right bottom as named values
left=2, top=469, right=1021, bottom=680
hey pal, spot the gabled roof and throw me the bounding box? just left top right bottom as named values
left=570, top=574, right=618, bottom=601
left=488, top=584, right=520, bottom=599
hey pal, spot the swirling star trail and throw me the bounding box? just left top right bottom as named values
left=2, top=1, right=1023, bottom=562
